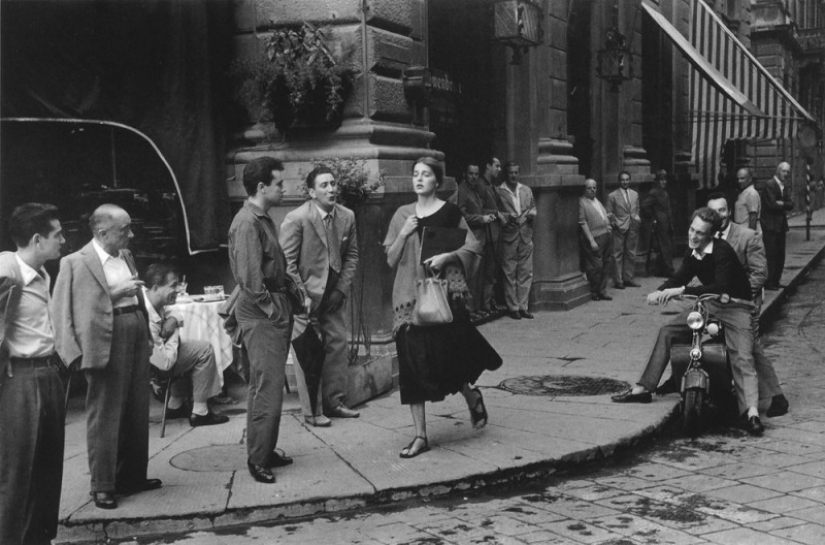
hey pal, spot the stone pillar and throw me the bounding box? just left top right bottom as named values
left=229, top=0, right=444, bottom=404
left=496, top=1, right=590, bottom=311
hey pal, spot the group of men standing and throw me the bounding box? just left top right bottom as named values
left=453, top=157, right=537, bottom=321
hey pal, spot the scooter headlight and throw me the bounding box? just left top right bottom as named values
left=686, top=311, right=704, bottom=331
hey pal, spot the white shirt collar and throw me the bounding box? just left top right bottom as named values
left=92, top=238, right=121, bottom=264
left=14, top=253, right=45, bottom=285
left=691, top=240, right=714, bottom=260
left=314, top=203, right=335, bottom=221
left=501, top=182, right=521, bottom=196
left=141, top=287, right=164, bottom=324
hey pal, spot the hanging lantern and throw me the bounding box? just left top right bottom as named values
left=493, top=0, right=543, bottom=65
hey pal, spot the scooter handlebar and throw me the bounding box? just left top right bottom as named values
left=676, top=293, right=755, bottom=310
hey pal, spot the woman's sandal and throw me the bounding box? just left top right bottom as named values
left=399, top=436, right=430, bottom=459
left=469, top=387, right=488, bottom=430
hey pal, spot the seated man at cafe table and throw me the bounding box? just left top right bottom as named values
left=611, top=207, right=764, bottom=436
left=142, top=263, right=229, bottom=427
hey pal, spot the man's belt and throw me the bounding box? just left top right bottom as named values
left=113, top=305, right=141, bottom=316
left=6, top=354, right=57, bottom=377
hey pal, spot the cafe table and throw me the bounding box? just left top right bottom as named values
left=170, top=295, right=234, bottom=385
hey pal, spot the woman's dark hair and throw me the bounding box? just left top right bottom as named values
left=8, top=202, right=59, bottom=247
left=242, top=157, right=284, bottom=196
left=413, top=157, right=444, bottom=188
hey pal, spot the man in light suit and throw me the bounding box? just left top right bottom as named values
left=0, top=203, right=65, bottom=545
left=495, top=161, right=537, bottom=320
left=52, top=204, right=158, bottom=510
left=707, top=194, right=789, bottom=417
left=761, top=161, right=794, bottom=290
left=606, top=171, right=641, bottom=289
left=280, top=166, right=360, bottom=427
left=455, top=162, right=500, bottom=317
left=579, top=179, right=614, bottom=301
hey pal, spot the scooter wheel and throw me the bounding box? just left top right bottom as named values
left=682, top=388, right=705, bottom=438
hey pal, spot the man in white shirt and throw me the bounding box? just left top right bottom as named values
left=579, top=179, right=614, bottom=301
left=0, top=203, right=66, bottom=545
left=733, top=168, right=761, bottom=232
left=142, top=263, right=228, bottom=428
left=53, top=204, right=159, bottom=510
left=495, top=161, right=537, bottom=319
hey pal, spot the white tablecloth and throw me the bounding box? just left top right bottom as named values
left=170, top=299, right=233, bottom=385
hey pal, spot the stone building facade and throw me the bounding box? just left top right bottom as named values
left=226, top=0, right=823, bottom=403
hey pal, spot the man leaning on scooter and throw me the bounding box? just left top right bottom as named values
left=611, top=206, right=764, bottom=436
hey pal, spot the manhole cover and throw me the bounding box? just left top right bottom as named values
left=170, top=444, right=248, bottom=472
left=498, top=375, right=630, bottom=396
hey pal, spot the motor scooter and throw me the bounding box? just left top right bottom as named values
left=669, top=293, right=753, bottom=437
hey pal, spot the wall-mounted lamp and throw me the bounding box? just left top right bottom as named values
left=596, top=3, right=634, bottom=91
left=493, top=0, right=543, bottom=65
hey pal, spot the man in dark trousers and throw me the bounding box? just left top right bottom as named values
left=0, top=203, right=66, bottom=545
left=642, top=169, right=675, bottom=277
left=611, top=207, right=764, bottom=436
left=761, top=161, right=793, bottom=290
left=225, top=157, right=293, bottom=484
left=52, top=204, right=158, bottom=510
left=280, top=166, right=360, bottom=427
left=455, top=162, right=500, bottom=318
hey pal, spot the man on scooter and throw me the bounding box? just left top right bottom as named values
left=611, top=207, right=764, bottom=436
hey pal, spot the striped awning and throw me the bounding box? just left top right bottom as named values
left=642, top=0, right=816, bottom=188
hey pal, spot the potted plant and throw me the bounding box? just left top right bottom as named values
left=231, top=22, right=354, bottom=132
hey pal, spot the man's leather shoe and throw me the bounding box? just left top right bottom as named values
left=267, top=449, right=294, bottom=468
left=625, top=281, right=641, bottom=288
left=190, top=411, right=229, bottom=427
left=164, top=405, right=190, bottom=420
left=508, top=310, right=522, bottom=320
left=326, top=405, right=360, bottom=418
left=93, top=491, right=117, bottom=509
left=116, top=478, right=162, bottom=496
left=614, top=284, right=625, bottom=290
left=248, top=461, right=275, bottom=484
left=741, top=413, right=765, bottom=436
left=591, top=294, right=600, bottom=301
left=611, top=389, right=652, bottom=403
left=519, top=310, right=534, bottom=319
left=598, top=293, right=613, bottom=301
left=655, top=378, right=679, bottom=396
left=766, top=395, right=789, bottom=417
left=304, top=415, right=332, bottom=427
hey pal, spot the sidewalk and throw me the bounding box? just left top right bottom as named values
left=55, top=209, right=825, bottom=544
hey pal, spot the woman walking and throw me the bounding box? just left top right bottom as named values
left=384, top=157, right=502, bottom=458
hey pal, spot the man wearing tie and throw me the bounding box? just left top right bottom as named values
left=761, top=161, right=794, bottom=290
left=52, top=204, right=158, bottom=510
left=607, top=171, right=641, bottom=289
left=280, top=166, right=360, bottom=427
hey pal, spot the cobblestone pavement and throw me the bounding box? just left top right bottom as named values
left=119, top=260, right=825, bottom=544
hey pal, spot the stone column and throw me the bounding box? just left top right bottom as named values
left=229, top=0, right=443, bottom=403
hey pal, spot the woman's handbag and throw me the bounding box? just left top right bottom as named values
left=412, top=270, right=453, bottom=326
